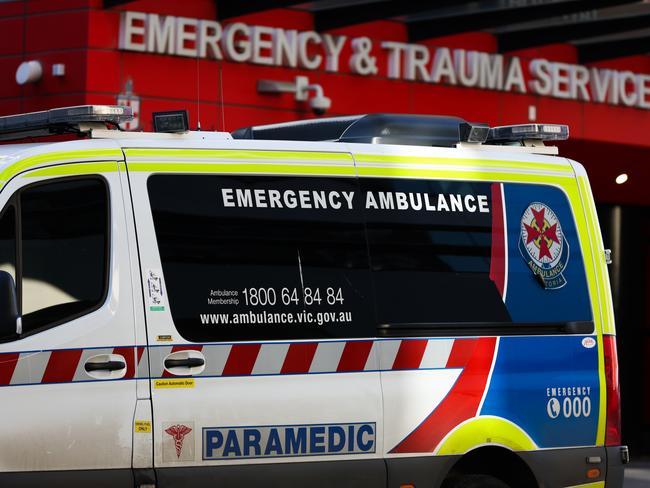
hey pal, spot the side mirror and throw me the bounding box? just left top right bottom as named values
left=0, top=271, right=19, bottom=339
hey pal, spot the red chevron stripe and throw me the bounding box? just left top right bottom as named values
left=42, top=349, right=83, bottom=384
left=0, top=352, right=19, bottom=385
left=392, top=340, right=428, bottom=370
left=137, top=346, right=145, bottom=364
left=0, top=338, right=477, bottom=386
left=222, top=343, right=262, bottom=376
left=390, top=337, right=497, bottom=453
left=445, top=338, right=477, bottom=368
left=281, top=342, right=318, bottom=374
left=337, top=341, right=373, bottom=372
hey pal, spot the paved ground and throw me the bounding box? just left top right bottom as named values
left=624, top=459, right=650, bottom=488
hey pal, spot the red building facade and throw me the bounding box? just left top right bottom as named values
left=3, top=0, right=650, bottom=205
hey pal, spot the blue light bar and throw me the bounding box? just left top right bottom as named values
left=0, top=105, right=133, bottom=140
left=487, top=124, right=569, bottom=143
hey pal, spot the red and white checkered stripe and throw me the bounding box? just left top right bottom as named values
left=0, top=339, right=474, bottom=386
left=0, top=346, right=145, bottom=387
left=150, top=338, right=463, bottom=377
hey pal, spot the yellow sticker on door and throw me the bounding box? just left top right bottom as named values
left=154, top=378, right=195, bottom=389
left=134, top=420, right=152, bottom=433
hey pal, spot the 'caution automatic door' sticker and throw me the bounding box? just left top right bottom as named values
left=155, top=378, right=195, bottom=389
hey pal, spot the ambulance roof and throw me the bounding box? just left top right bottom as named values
left=0, top=105, right=574, bottom=179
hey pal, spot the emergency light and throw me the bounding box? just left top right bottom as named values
left=0, top=105, right=132, bottom=141
left=487, top=124, right=569, bottom=143
left=233, top=114, right=491, bottom=147
left=234, top=115, right=568, bottom=148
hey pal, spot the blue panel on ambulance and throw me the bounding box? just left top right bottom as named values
left=502, top=184, right=592, bottom=323
left=480, top=336, right=599, bottom=448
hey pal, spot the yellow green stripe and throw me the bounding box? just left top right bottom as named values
left=566, top=482, right=604, bottom=488
left=124, top=148, right=353, bottom=162
left=129, top=161, right=572, bottom=188
left=435, top=417, right=537, bottom=455
left=354, top=153, right=573, bottom=173
left=578, top=178, right=609, bottom=332
left=579, top=177, right=615, bottom=334
left=356, top=166, right=573, bottom=183
left=564, top=181, right=606, bottom=447
left=0, top=149, right=123, bottom=184
left=127, top=162, right=356, bottom=176
left=578, top=176, right=610, bottom=445
left=24, top=162, right=118, bottom=178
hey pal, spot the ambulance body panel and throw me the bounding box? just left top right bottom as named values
left=0, top=108, right=626, bottom=488
left=0, top=140, right=138, bottom=483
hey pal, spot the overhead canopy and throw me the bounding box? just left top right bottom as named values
left=221, top=0, right=648, bottom=63
left=105, top=0, right=649, bottom=62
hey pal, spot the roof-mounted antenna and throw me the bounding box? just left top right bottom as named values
left=219, top=63, right=226, bottom=131
left=196, top=52, right=201, bottom=131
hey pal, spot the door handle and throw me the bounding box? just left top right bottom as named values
left=163, top=350, right=206, bottom=376
left=84, top=353, right=127, bottom=379
left=85, top=359, right=127, bottom=372
left=164, top=357, right=205, bottom=369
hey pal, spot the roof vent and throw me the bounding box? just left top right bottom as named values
left=232, top=113, right=489, bottom=147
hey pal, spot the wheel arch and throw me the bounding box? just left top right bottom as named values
left=441, top=445, right=539, bottom=488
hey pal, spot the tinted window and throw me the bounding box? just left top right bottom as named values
left=361, top=178, right=510, bottom=324
left=360, top=178, right=592, bottom=326
left=148, top=175, right=374, bottom=342
left=502, top=183, right=592, bottom=323
left=20, top=179, right=109, bottom=333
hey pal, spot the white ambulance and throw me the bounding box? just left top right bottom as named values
left=0, top=106, right=627, bottom=487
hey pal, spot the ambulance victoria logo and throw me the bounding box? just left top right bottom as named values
left=164, top=423, right=194, bottom=461
left=519, top=202, right=569, bottom=289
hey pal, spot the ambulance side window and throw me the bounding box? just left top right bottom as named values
left=148, top=174, right=375, bottom=342
left=0, top=205, right=16, bottom=281
left=19, top=178, right=109, bottom=334
left=361, top=178, right=511, bottom=325
left=500, top=182, right=592, bottom=323
left=361, top=178, right=592, bottom=328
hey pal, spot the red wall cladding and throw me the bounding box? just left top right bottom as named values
left=2, top=0, right=650, bottom=204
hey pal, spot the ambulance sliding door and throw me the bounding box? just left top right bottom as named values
left=126, top=151, right=384, bottom=487
left=358, top=177, right=506, bottom=466
left=0, top=159, right=138, bottom=486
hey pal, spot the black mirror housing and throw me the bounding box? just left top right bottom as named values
left=0, top=270, right=19, bottom=339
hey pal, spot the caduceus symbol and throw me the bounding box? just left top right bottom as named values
left=165, top=424, right=192, bottom=458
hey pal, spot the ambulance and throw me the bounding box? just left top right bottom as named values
left=0, top=105, right=627, bottom=487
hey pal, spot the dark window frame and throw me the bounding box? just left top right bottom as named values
left=0, top=175, right=111, bottom=342
left=0, top=203, right=17, bottom=284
